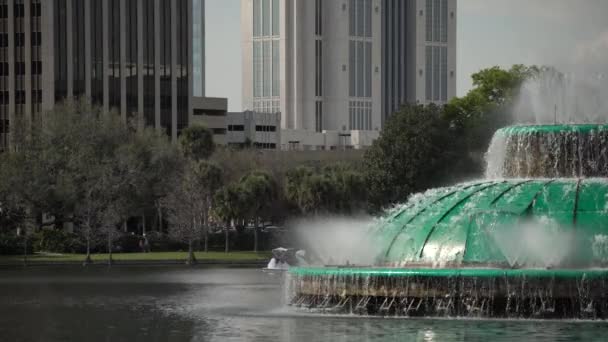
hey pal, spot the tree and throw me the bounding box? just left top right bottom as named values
left=115, top=128, right=182, bottom=234
left=443, top=65, right=540, bottom=154
left=285, top=164, right=367, bottom=215
left=179, top=125, right=215, bottom=161
left=363, top=104, right=453, bottom=211
left=238, top=171, right=275, bottom=253
left=213, top=183, right=246, bottom=253
left=194, top=161, right=222, bottom=252
left=163, top=160, right=222, bottom=262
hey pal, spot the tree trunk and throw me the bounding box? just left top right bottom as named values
left=157, top=203, right=163, bottom=232
left=203, top=213, right=209, bottom=253
left=122, top=220, right=127, bottom=233
left=22, top=235, right=27, bottom=267
left=83, top=234, right=92, bottom=266
left=186, top=240, right=196, bottom=265
left=142, top=214, right=147, bottom=236
left=107, top=234, right=114, bottom=266
left=253, top=217, right=259, bottom=253
left=225, top=225, right=229, bottom=253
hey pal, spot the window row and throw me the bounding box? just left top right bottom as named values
left=253, top=0, right=279, bottom=37
left=2, top=3, right=41, bottom=18
left=0, top=61, right=40, bottom=76
left=253, top=99, right=280, bottom=114
left=9, top=89, right=44, bottom=104
left=253, top=142, right=276, bottom=149
left=228, top=125, right=245, bottom=132
left=256, top=125, right=276, bottom=132
left=252, top=40, right=280, bottom=98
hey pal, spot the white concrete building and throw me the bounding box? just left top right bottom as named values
left=382, top=0, right=457, bottom=124
left=241, top=0, right=456, bottom=145
left=226, top=111, right=376, bottom=150
left=227, top=111, right=281, bottom=149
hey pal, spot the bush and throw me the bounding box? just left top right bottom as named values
left=34, top=229, right=82, bottom=254
left=0, top=230, right=25, bottom=255
left=114, top=233, right=143, bottom=253
left=145, top=231, right=186, bottom=252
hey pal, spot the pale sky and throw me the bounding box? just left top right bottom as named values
left=205, top=0, right=608, bottom=111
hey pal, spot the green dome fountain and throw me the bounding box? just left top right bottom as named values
left=288, top=125, right=608, bottom=319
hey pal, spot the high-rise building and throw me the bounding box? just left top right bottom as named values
left=241, top=0, right=456, bottom=149
left=242, top=0, right=382, bottom=138
left=0, top=0, right=207, bottom=152
left=382, top=0, right=456, bottom=124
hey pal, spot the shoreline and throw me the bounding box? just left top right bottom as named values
left=0, top=251, right=271, bottom=268
left=0, top=260, right=268, bottom=268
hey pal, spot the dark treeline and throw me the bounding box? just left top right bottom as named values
left=0, top=65, right=539, bottom=260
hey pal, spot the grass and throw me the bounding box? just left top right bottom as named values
left=0, top=251, right=271, bottom=264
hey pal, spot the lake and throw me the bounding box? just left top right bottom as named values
left=0, top=266, right=607, bottom=341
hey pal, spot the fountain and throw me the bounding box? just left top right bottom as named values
left=288, top=124, right=608, bottom=319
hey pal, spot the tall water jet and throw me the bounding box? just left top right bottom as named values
left=288, top=124, right=608, bottom=319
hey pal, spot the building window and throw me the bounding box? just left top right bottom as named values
left=255, top=125, right=276, bottom=132
left=426, top=0, right=448, bottom=43
left=14, top=3, right=24, bottom=17
left=272, top=0, right=279, bottom=36
left=315, top=40, right=322, bottom=97
left=315, top=101, right=323, bottom=132
left=192, top=0, right=204, bottom=97
left=349, top=0, right=372, bottom=37
left=228, top=125, right=245, bottom=132
left=315, top=0, right=323, bottom=36
left=349, top=101, right=371, bottom=130
left=349, top=41, right=371, bottom=98
left=425, top=46, right=448, bottom=102
left=253, top=0, right=280, bottom=101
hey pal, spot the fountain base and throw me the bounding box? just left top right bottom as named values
left=288, top=267, right=608, bottom=319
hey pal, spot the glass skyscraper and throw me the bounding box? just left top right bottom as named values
left=0, top=0, right=205, bottom=152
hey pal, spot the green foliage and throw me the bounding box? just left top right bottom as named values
left=179, top=125, right=215, bottom=161
left=285, top=163, right=366, bottom=215
left=363, top=65, right=540, bottom=211
left=363, top=104, right=454, bottom=211
left=443, top=64, right=539, bottom=152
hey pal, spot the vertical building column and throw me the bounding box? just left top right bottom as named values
left=154, top=0, right=161, bottom=131
left=119, top=0, right=126, bottom=122
left=170, top=0, right=177, bottom=141
left=40, top=0, right=54, bottom=114
left=292, top=0, right=300, bottom=130
left=84, top=0, right=91, bottom=100
left=24, top=0, right=32, bottom=124
left=187, top=0, right=194, bottom=124
left=137, top=0, right=144, bottom=130
left=7, top=1, right=15, bottom=145
left=102, top=0, right=109, bottom=113
left=66, top=0, right=73, bottom=98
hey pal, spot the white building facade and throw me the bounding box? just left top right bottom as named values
left=382, top=0, right=457, bottom=124
left=241, top=0, right=456, bottom=149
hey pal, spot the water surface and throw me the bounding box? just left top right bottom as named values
left=0, top=266, right=606, bottom=341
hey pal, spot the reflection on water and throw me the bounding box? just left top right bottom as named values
left=0, top=266, right=607, bottom=342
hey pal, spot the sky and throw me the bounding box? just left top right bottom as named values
left=205, top=0, right=608, bottom=111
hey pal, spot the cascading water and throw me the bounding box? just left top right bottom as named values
left=287, top=125, right=608, bottom=319
left=485, top=125, right=608, bottom=179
